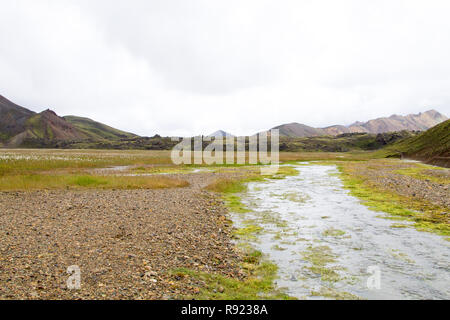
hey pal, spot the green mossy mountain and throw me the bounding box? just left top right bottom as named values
left=382, top=120, right=450, bottom=167
left=0, top=95, right=36, bottom=141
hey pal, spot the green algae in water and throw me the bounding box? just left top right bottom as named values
left=322, top=228, right=346, bottom=237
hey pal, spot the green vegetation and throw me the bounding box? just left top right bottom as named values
left=64, top=116, right=137, bottom=141
left=233, top=224, right=263, bottom=240
left=205, top=166, right=299, bottom=215
left=0, top=150, right=189, bottom=190
left=0, top=150, right=173, bottom=175
left=269, top=166, right=299, bottom=179
left=223, top=195, right=250, bottom=213
left=338, top=162, right=450, bottom=238
left=388, top=249, right=415, bottom=264
left=280, top=191, right=310, bottom=203
left=394, top=164, right=449, bottom=184
left=205, top=166, right=298, bottom=194
left=279, top=131, right=416, bottom=153
left=380, top=120, right=450, bottom=167
left=0, top=174, right=189, bottom=191
left=25, top=114, right=47, bottom=139
left=299, top=246, right=361, bottom=299
left=171, top=250, right=293, bottom=300
left=301, top=245, right=342, bottom=283
left=322, top=228, right=347, bottom=237
left=198, top=164, right=303, bottom=299
left=132, top=165, right=197, bottom=175
left=310, top=287, right=361, bottom=300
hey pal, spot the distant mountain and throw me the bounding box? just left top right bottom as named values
left=383, top=119, right=450, bottom=167
left=207, top=130, right=235, bottom=138
left=0, top=95, right=137, bottom=147
left=347, top=110, right=448, bottom=134
left=321, top=125, right=350, bottom=136
left=273, top=110, right=448, bottom=137
left=273, top=123, right=325, bottom=137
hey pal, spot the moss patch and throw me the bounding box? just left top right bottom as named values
left=301, top=245, right=342, bottom=283
left=171, top=250, right=294, bottom=300
left=311, top=287, right=362, bottom=300
left=234, top=224, right=263, bottom=240
left=322, top=228, right=346, bottom=238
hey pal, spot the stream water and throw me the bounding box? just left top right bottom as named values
left=232, top=163, right=450, bottom=300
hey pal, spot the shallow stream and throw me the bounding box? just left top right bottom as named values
left=231, top=164, right=450, bottom=299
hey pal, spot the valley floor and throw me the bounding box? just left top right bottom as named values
left=0, top=149, right=448, bottom=299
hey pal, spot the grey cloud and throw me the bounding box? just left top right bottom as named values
left=0, top=0, right=449, bottom=137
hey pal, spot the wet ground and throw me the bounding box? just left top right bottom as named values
left=231, top=164, right=450, bottom=300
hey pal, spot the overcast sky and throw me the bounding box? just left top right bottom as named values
left=1, top=0, right=450, bottom=136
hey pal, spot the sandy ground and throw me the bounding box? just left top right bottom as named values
left=0, top=172, right=244, bottom=299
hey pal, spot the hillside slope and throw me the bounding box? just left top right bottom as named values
left=0, top=95, right=36, bottom=140
left=64, top=116, right=137, bottom=141
left=382, top=120, right=450, bottom=167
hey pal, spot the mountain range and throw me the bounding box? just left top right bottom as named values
left=272, top=110, right=448, bottom=137
left=0, top=94, right=448, bottom=148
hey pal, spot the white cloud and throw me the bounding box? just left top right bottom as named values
left=1, top=0, right=449, bottom=136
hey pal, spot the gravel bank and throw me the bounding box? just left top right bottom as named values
left=345, top=160, right=449, bottom=209
left=0, top=172, right=244, bottom=299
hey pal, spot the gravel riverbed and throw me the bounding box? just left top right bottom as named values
left=0, top=173, right=243, bottom=299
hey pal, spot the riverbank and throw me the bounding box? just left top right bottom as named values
left=338, top=159, right=449, bottom=237
left=0, top=172, right=245, bottom=299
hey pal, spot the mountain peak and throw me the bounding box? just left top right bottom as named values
left=207, top=130, right=235, bottom=138
left=423, top=109, right=446, bottom=119
left=41, top=109, right=58, bottom=117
